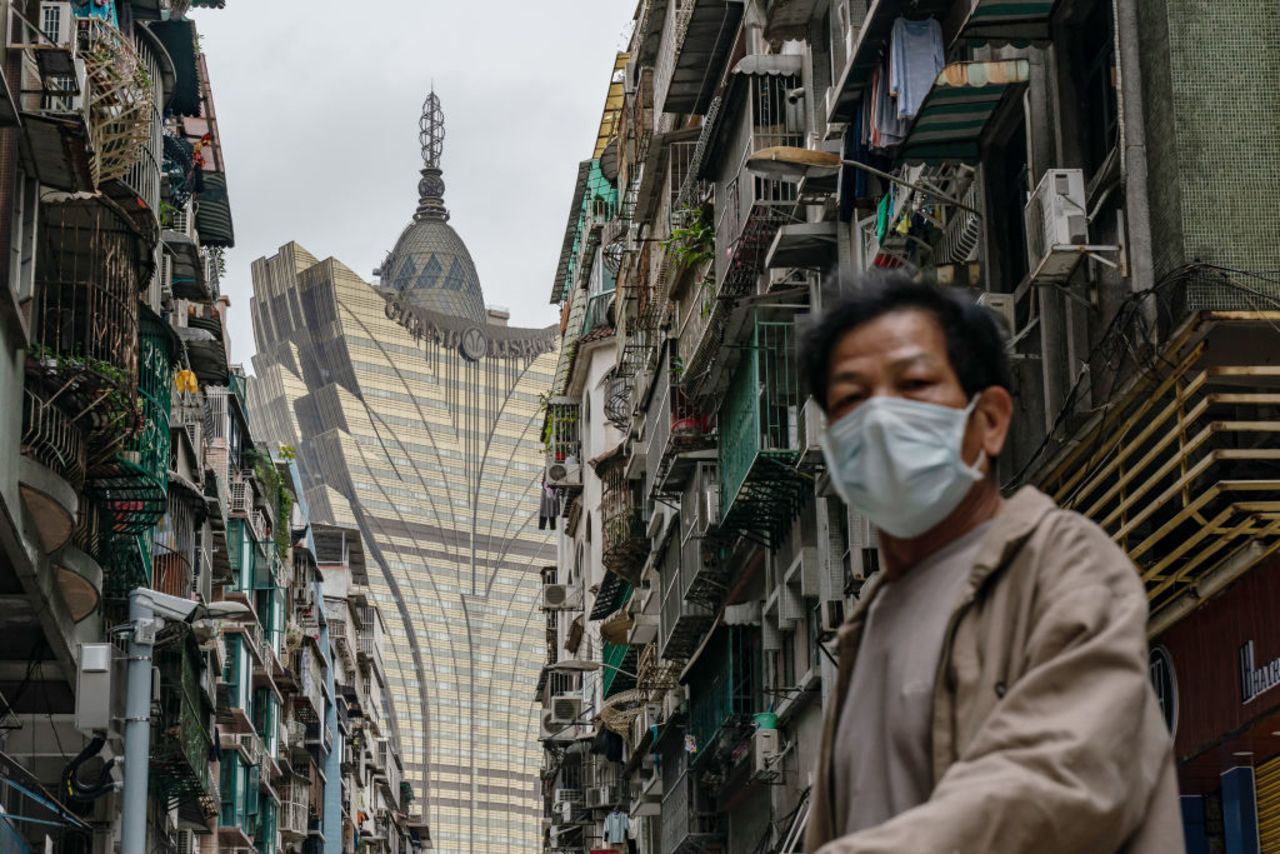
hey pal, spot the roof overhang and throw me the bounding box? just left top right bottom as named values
left=959, top=0, right=1060, bottom=45
left=552, top=161, right=593, bottom=304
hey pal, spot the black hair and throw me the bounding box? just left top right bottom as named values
left=800, top=272, right=1013, bottom=411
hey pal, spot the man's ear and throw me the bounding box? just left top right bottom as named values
left=978, top=386, right=1013, bottom=460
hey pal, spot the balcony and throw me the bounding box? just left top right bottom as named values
left=543, top=398, right=583, bottom=491
left=680, top=63, right=804, bottom=394
left=89, top=310, right=172, bottom=539
left=598, top=449, right=650, bottom=584
left=1037, top=311, right=1280, bottom=621
left=27, top=198, right=142, bottom=468
left=279, top=777, right=310, bottom=839
left=294, top=644, right=324, bottom=724
left=357, top=604, right=387, bottom=679
left=19, top=386, right=85, bottom=553
left=717, top=311, right=807, bottom=548
left=660, top=769, right=723, bottom=854
left=658, top=531, right=714, bottom=662
left=153, top=491, right=198, bottom=599
left=325, top=598, right=357, bottom=668
left=11, top=9, right=156, bottom=194
left=645, top=348, right=716, bottom=500
left=687, top=626, right=758, bottom=765
left=152, top=642, right=217, bottom=824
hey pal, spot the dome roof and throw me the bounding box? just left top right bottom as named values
left=380, top=89, right=486, bottom=324
left=383, top=218, right=486, bottom=323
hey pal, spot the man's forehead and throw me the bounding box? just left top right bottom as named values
left=832, top=311, right=947, bottom=361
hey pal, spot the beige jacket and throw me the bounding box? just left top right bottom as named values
left=805, top=488, right=1183, bottom=854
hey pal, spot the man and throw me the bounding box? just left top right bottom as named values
left=801, top=275, right=1182, bottom=853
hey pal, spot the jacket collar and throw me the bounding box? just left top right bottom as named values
left=836, top=487, right=1057, bottom=646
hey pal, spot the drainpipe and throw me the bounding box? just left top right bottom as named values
left=120, top=592, right=158, bottom=854
left=321, top=580, right=343, bottom=854
left=1113, top=0, right=1156, bottom=322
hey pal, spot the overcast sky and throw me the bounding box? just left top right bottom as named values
left=192, top=1, right=635, bottom=367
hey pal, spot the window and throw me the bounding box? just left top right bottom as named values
left=1071, top=0, right=1119, bottom=179
left=985, top=114, right=1031, bottom=291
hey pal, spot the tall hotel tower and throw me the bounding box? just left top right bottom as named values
left=248, top=92, right=557, bottom=851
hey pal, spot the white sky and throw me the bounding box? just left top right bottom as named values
left=191, top=1, right=636, bottom=366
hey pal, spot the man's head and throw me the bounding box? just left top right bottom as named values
left=800, top=274, right=1014, bottom=476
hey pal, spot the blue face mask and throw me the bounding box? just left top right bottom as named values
left=819, top=395, right=985, bottom=539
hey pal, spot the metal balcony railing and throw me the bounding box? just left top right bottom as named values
left=21, top=385, right=86, bottom=490
left=660, top=769, right=723, bottom=854
left=717, top=311, right=807, bottom=548
left=687, top=625, right=757, bottom=762
left=543, top=398, right=582, bottom=471
left=28, top=198, right=142, bottom=466
left=646, top=350, right=716, bottom=500
left=658, top=532, right=713, bottom=662
left=152, top=642, right=216, bottom=821
left=600, top=456, right=650, bottom=584
left=90, top=312, right=172, bottom=536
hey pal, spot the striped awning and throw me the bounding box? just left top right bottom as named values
left=960, top=0, right=1058, bottom=43
left=897, top=60, right=1031, bottom=164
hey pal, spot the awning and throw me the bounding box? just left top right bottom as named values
left=765, top=221, right=838, bottom=270
left=593, top=52, right=629, bottom=160
left=148, top=20, right=200, bottom=117
left=700, top=54, right=804, bottom=176
left=195, top=171, right=234, bottom=247
left=663, top=0, right=745, bottom=115
left=589, top=571, right=629, bottom=621
left=959, top=0, right=1059, bottom=44
left=551, top=161, right=592, bottom=304
left=896, top=60, right=1031, bottom=164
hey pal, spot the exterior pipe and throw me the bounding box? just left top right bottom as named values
left=120, top=590, right=157, bottom=854
left=1113, top=0, right=1157, bottom=317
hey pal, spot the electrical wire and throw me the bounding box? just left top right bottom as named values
left=1006, top=262, right=1280, bottom=492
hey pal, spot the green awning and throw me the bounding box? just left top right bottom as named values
left=148, top=20, right=200, bottom=117
left=897, top=60, right=1031, bottom=164
left=960, top=0, right=1058, bottom=44
left=195, top=171, right=235, bottom=247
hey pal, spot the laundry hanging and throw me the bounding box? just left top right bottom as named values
left=889, top=16, right=945, bottom=120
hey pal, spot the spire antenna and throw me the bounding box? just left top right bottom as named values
left=415, top=89, right=448, bottom=221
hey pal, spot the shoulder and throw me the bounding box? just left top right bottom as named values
left=1021, top=504, right=1146, bottom=606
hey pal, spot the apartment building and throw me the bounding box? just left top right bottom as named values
left=537, top=1, right=1280, bottom=852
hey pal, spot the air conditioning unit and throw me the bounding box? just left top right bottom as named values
left=597, top=784, right=620, bottom=806
left=549, top=694, right=583, bottom=726
left=541, top=711, right=576, bottom=742
left=977, top=291, right=1016, bottom=334
left=685, top=462, right=719, bottom=540
left=585, top=787, right=603, bottom=808
left=174, top=829, right=195, bottom=854
left=800, top=398, right=825, bottom=456
left=239, top=733, right=262, bottom=766
left=541, top=584, right=582, bottom=611
left=1024, top=168, right=1088, bottom=282
left=753, top=727, right=781, bottom=778
left=820, top=599, right=846, bottom=634
left=663, top=686, right=686, bottom=720
left=545, top=460, right=582, bottom=488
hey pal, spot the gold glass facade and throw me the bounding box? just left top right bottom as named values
left=248, top=242, right=555, bottom=852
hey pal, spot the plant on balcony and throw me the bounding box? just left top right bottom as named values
left=665, top=207, right=714, bottom=270
left=78, top=17, right=156, bottom=187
